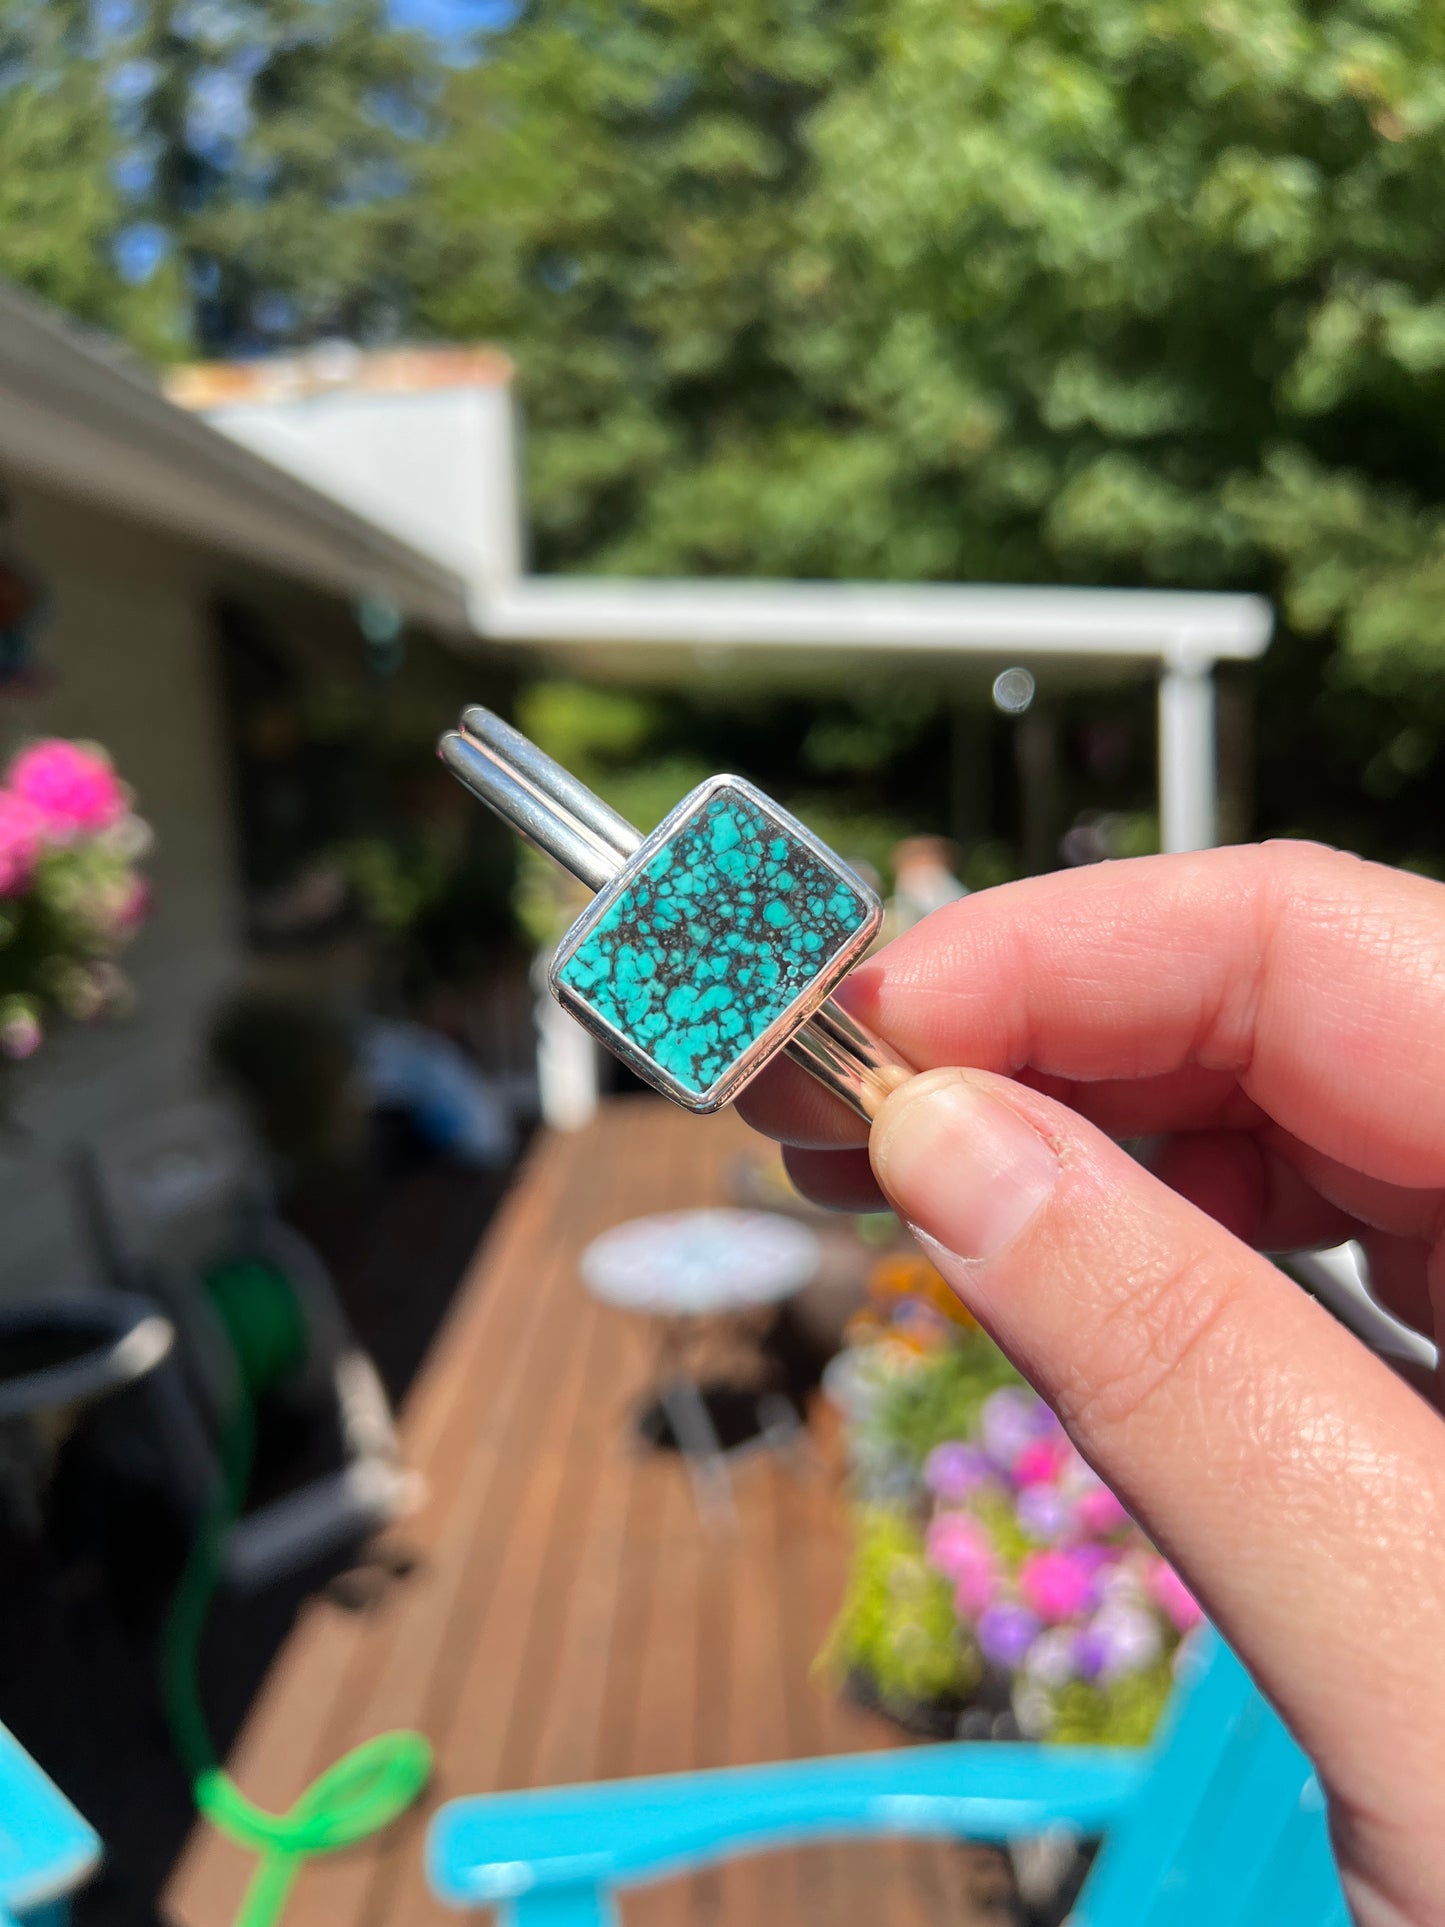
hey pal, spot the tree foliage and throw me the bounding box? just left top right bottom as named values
left=0, top=0, right=445, bottom=357
left=421, top=0, right=1445, bottom=865
left=421, top=0, right=884, bottom=567
left=10, top=0, right=1445, bottom=859
left=0, top=0, right=180, bottom=354
left=124, top=0, right=443, bottom=353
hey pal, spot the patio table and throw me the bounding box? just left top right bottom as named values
left=579, top=1208, right=821, bottom=1524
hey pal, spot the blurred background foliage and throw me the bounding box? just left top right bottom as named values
left=0, top=0, right=437, bottom=356
left=421, top=0, right=1445, bottom=871
left=8, top=0, right=1445, bottom=866
left=517, top=677, right=920, bottom=868
left=0, top=0, right=180, bottom=354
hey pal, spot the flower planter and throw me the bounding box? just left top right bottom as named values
left=826, top=1349, right=1202, bottom=1752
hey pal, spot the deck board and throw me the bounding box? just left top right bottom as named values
left=165, top=1101, right=1007, bottom=1927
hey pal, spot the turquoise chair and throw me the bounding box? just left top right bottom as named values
left=0, top=1724, right=100, bottom=1927
left=427, top=1630, right=1349, bottom=1925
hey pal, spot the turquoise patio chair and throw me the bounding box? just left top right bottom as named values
left=427, top=1629, right=1349, bottom=1925
left=0, top=1723, right=100, bottom=1926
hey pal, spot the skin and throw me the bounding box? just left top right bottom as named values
left=738, top=841, right=1445, bottom=1927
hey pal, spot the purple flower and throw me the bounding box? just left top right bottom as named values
left=923, top=1441, right=993, bottom=1503
left=1071, top=1626, right=1109, bottom=1683
left=1016, top=1483, right=1073, bottom=1544
left=979, top=1387, right=1057, bottom=1470
left=977, top=1601, right=1041, bottom=1670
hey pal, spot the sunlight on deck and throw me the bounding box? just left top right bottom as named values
left=166, top=1101, right=1009, bottom=1926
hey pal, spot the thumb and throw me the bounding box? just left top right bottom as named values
left=869, top=1066, right=1445, bottom=1915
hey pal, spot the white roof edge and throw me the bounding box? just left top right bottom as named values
left=475, top=578, right=1273, bottom=662
left=0, top=282, right=471, bottom=632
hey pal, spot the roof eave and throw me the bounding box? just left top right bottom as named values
left=0, top=283, right=471, bottom=634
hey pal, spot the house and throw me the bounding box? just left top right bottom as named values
left=0, top=285, right=484, bottom=1305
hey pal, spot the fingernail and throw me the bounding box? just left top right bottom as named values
left=872, top=1073, right=1060, bottom=1262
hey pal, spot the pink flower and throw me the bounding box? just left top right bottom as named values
left=8, top=740, right=125, bottom=837
left=953, top=1558, right=999, bottom=1619
left=1077, top=1486, right=1131, bottom=1536
left=1019, top=1549, right=1099, bottom=1625
left=1145, top=1558, right=1204, bottom=1633
left=1013, top=1438, right=1069, bottom=1488
left=925, top=1511, right=992, bottom=1581
left=111, top=875, right=151, bottom=935
left=0, top=789, right=48, bottom=894
left=926, top=1514, right=1000, bottom=1617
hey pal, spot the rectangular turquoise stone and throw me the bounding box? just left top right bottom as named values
left=551, top=778, right=879, bottom=1109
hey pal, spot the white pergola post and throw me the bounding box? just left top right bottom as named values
left=1158, top=644, right=1218, bottom=854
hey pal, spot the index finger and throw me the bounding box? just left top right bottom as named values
left=740, top=840, right=1445, bottom=1189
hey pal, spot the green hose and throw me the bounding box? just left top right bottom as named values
left=162, top=1260, right=432, bottom=1927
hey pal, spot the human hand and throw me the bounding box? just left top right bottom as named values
left=740, top=842, right=1445, bottom=1927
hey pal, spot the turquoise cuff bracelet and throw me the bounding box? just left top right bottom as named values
left=438, top=707, right=915, bottom=1122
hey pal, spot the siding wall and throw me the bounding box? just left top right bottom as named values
left=0, top=484, right=243, bottom=1303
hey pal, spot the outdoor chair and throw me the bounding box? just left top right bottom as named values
left=74, top=1099, right=420, bottom=1588
left=0, top=1720, right=99, bottom=1926
left=427, top=1627, right=1348, bottom=1925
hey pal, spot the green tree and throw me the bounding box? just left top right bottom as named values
left=420, top=0, right=1445, bottom=868
left=421, top=0, right=883, bottom=568
left=122, top=0, right=443, bottom=353
left=0, top=0, right=181, bottom=354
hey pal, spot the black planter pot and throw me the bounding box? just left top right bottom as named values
left=843, top=1662, right=1023, bottom=1741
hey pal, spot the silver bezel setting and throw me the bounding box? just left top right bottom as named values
left=548, top=774, right=883, bottom=1114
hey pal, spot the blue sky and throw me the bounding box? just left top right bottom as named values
left=388, top=0, right=516, bottom=49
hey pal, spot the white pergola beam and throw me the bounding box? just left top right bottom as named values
left=476, top=579, right=1272, bottom=661
left=476, top=580, right=1270, bottom=862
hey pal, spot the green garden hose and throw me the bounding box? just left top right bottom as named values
left=162, top=1259, right=432, bottom=1927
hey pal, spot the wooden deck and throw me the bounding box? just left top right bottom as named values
left=166, top=1101, right=1009, bottom=1926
